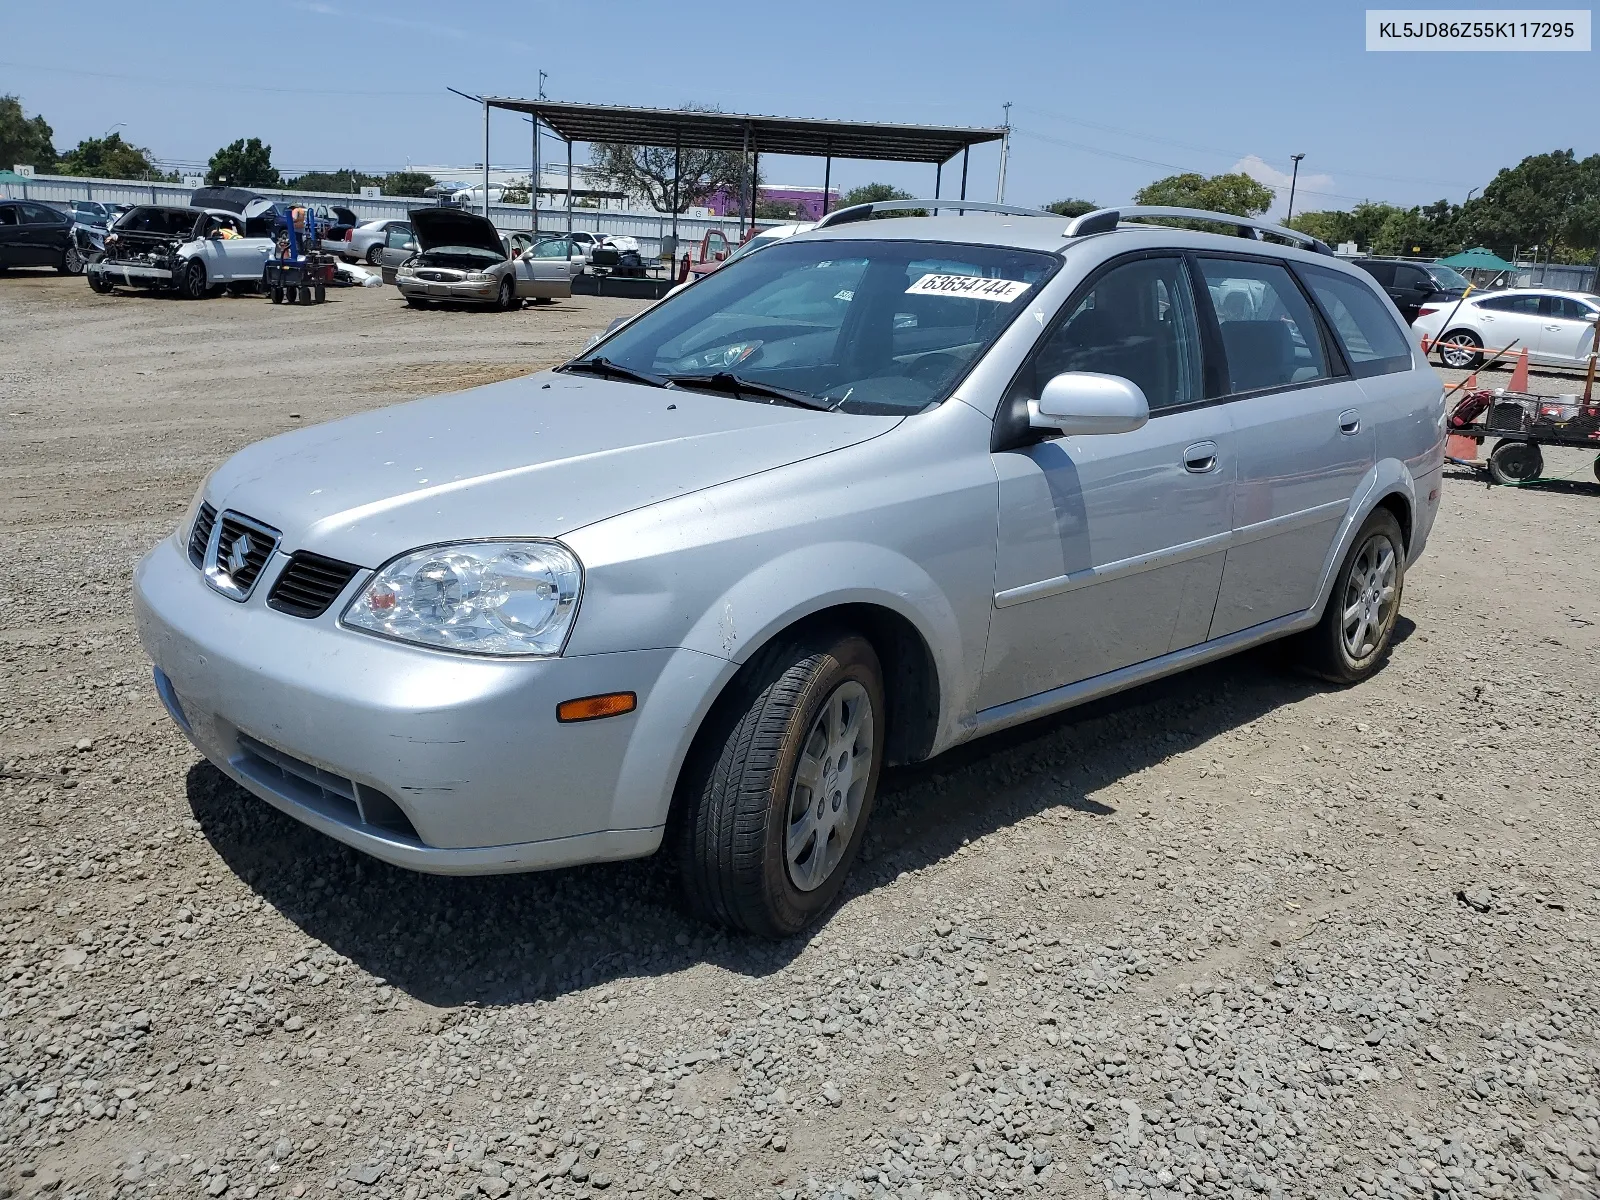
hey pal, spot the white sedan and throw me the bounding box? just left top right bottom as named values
left=1414, top=288, right=1600, bottom=369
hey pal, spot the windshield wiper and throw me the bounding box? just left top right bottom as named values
left=667, top=372, right=834, bottom=411
left=558, top=356, right=670, bottom=389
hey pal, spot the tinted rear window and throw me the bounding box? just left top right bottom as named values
left=1299, top=264, right=1414, bottom=378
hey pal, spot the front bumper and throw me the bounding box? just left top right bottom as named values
left=88, top=260, right=174, bottom=285
left=134, top=536, right=723, bottom=874
left=397, top=276, right=499, bottom=303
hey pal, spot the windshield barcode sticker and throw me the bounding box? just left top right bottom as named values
left=906, top=274, right=1029, bottom=302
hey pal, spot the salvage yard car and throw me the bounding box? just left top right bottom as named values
left=88, top=204, right=274, bottom=298
left=395, top=208, right=573, bottom=309
left=134, top=201, right=1445, bottom=936
left=0, top=198, right=86, bottom=275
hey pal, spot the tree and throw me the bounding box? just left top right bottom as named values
left=1044, top=198, right=1098, bottom=217
left=290, top=168, right=381, bottom=193
left=381, top=170, right=436, bottom=198
left=1134, top=171, right=1273, bottom=216
left=840, top=182, right=913, bottom=206
left=58, top=133, right=169, bottom=181
left=0, top=95, right=56, bottom=172
left=206, top=138, right=281, bottom=188
left=587, top=107, right=749, bottom=214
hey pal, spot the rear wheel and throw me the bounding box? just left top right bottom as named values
left=179, top=259, right=207, bottom=300
left=677, top=629, right=884, bottom=937
left=1295, top=509, right=1405, bottom=685
left=58, top=244, right=85, bottom=276
left=366, top=243, right=385, bottom=266
left=1488, top=439, right=1543, bottom=485
left=1437, top=329, right=1482, bottom=370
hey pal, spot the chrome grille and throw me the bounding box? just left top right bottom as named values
left=267, top=552, right=361, bottom=619
left=415, top=269, right=456, bottom=281
left=187, top=503, right=216, bottom=567
left=201, top=511, right=280, bottom=601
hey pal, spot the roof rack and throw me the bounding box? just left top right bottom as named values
left=1063, top=206, right=1334, bottom=255
left=814, top=199, right=1057, bottom=229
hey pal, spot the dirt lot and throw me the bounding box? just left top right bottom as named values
left=2, top=275, right=1598, bottom=1200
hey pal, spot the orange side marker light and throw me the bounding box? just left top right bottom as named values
left=557, top=692, right=637, bottom=723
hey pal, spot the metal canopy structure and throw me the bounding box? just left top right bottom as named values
left=472, top=96, right=1009, bottom=248
left=484, top=99, right=1005, bottom=165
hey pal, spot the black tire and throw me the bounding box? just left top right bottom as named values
left=677, top=630, right=884, bottom=937
left=1436, top=329, right=1482, bottom=370
left=270, top=287, right=284, bottom=304
left=366, top=243, right=385, bottom=266
left=405, top=296, right=428, bottom=309
left=1592, top=454, right=1600, bottom=485
left=313, top=283, right=326, bottom=304
left=87, top=270, right=113, bottom=295
left=1296, top=508, right=1406, bottom=685
left=1488, top=439, right=1543, bottom=485
left=58, top=244, right=85, bottom=276
left=179, top=259, right=207, bottom=300
left=296, top=284, right=314, bottom=306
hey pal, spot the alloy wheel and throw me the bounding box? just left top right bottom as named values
left=1341, top=533, right=1398, bottom=661
left=785, top=680, right=874, bottom=892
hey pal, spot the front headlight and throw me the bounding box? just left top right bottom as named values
left=343, top=541, right=581, bottom=656
left=465, top=271, right=494, bottom=282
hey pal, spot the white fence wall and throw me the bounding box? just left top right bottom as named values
left=5, top=174, right=748, bottom=258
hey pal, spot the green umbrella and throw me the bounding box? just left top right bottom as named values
left=1436, top=246, right=1515, bottom=271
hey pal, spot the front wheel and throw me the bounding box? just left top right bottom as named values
left=496, top=277, right=519, bottom=311
left=1488, top=439, right=1543, bottom=485
left=87, top=270, right=113, bottom=294
left=677, top=630, right=884, bottom=937
left=179, top=259, right=207, bottom=300
left=1437, top=329, right=1482, bottom=370
left=405, top=296, right=428, bottom=308
left=1296, top=509, right=1405, bottom=685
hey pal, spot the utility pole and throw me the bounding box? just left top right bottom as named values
left=996, top=101, right=1011, bottom=203
left=482, top=96, right=491, bottom=217
left=1285, top=153, right=1305, bottom=224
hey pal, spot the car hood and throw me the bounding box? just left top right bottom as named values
left=409, top=208, right=504, bottom=256
left=204, top=372, right=900, bottom=566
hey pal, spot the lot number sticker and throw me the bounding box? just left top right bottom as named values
left=906, top=274, right=1029, bottom=302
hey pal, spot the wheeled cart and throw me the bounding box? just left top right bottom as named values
left=1447, top=389, right=1600, bottom=485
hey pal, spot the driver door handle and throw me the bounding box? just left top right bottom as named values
left=1183, top=441, right=1219, bottom=473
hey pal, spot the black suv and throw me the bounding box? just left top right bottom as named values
left=1350, top=258, right=1470, bottom=325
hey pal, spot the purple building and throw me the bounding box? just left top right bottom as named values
left=704, top=183, right=842, bottom=221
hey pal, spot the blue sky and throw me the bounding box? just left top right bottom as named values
left=1, top=0, right=1593, bottom=216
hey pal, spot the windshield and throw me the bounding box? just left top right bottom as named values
left=583, top=238, right=1058, bottom=415
left=1427, top=264, right=1471, bottom=290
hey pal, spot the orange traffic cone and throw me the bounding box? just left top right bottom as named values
left=1463, top=370, right=1478, bottom=391
left=1421, top=333, right=1432, bottom=353
left=1507, top=347, right=1530, bottom=393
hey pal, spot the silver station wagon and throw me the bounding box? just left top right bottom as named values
left=135, top=201, right=1445, bottom=936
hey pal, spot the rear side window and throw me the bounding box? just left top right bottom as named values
left=1029, top=255, right=1204, bottom=411
left=1298, top=264, right=1414, bottom=377
left=0, top=206, right=16, bottom=226
left=1356, top=260, right=1396, bottom=287
left=1477, top=293, right=1541, bottom=314
left=19, top=202, right=60, bottom=224
left=1198, top=258, right=1329, bottom=394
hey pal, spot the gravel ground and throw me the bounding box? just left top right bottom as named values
left=2, top=276, right=1598, bottom=1200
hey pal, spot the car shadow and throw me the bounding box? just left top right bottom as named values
left=187, top=642, right=1331, bottom=1010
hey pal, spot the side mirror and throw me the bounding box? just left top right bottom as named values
left=1585, top=312, right=1598, bottom=324
left=1030, top=372, right=1150, bottom=435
